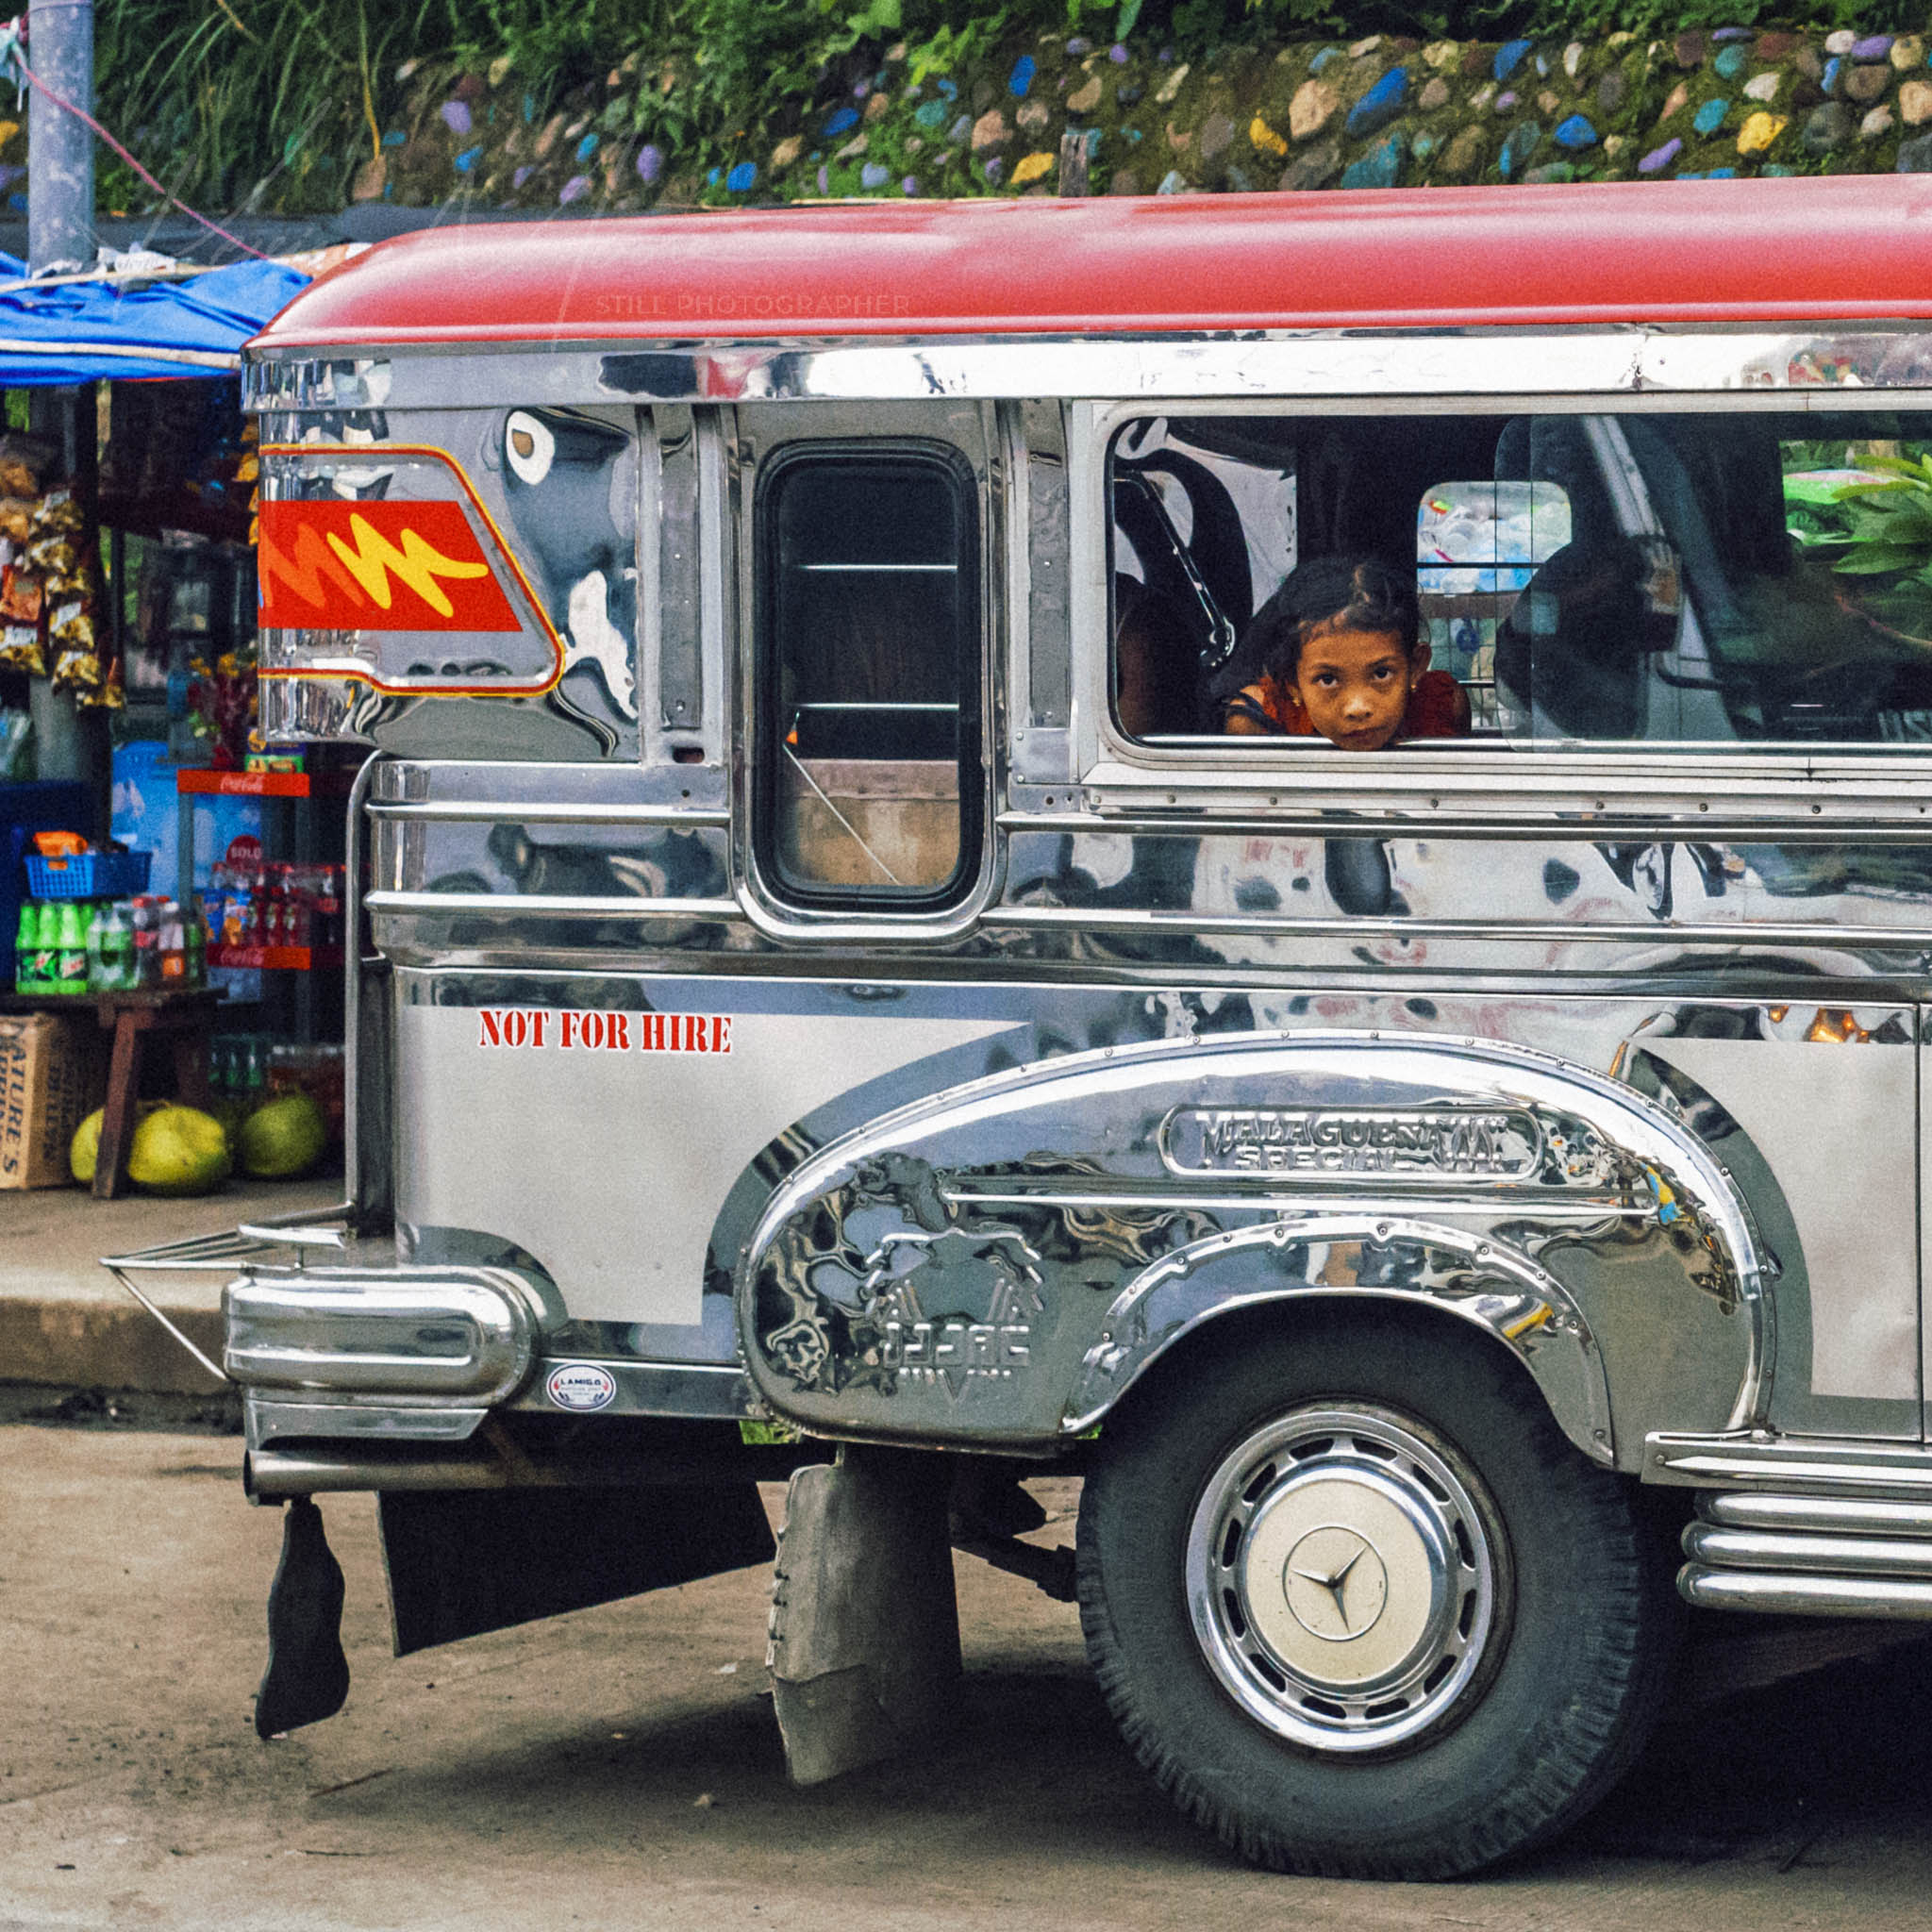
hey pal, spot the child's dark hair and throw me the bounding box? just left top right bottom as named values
left=1210, top=555, right=1420, bottom=698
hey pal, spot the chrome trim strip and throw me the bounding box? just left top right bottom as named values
left=365, top=890, right=741, bottom=921
left=1699, top=1492, right=1932, bottom=1538
left=987, top=903, right=1932, bottom=948
left=1684, top=1521, right=1932, bottom=1576
left=245, top=331, right=1932, bottom=410
left=1648, top=1434, right=1932, bottom=1491
left=1678, top=1567, right=1932, bottom=1619
left=1001, top=809, right=1932, bottom=843
left=940, top=1182, right=1650, bottom=1219
left=366, top=800, right=730, bottom=827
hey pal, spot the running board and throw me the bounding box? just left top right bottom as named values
left=1679, top=1489, right=1932, bottom=1621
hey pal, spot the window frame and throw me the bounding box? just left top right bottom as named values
left=1076, top=391, right=1932, bottom=833
left=749, top=436, right=987, bottom=916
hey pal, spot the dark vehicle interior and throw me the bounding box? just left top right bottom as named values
left=1110, top=410, right=1932, bottom=749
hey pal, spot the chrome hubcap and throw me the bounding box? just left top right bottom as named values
left=1187, top=1404, right=1501, bottom=1754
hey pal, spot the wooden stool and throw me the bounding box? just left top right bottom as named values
left=90, top=988, right=220, bottom=1199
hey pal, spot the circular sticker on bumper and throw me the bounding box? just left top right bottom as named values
left=546, top=1362, right=617, bottom=1412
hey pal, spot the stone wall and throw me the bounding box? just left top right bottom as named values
left=360, top=25, right=1932, bottom=215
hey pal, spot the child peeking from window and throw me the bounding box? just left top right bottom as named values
left=1213, top=555, right=1470, bottom=750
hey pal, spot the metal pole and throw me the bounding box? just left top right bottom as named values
left=27, top=0, right=94, bottom=275
left=25, top=0, right=96, bottom=791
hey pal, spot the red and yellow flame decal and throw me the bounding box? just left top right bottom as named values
left=256, top=443, right=567, bottom=698
left=258, top=497, right=521, bottom=632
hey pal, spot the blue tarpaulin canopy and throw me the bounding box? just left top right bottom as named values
left=0, top=257, right=308, bottom=384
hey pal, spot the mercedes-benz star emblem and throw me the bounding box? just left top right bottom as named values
left=1283, top=1525, right=1390, bottom=1641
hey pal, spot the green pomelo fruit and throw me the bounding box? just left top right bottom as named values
left=238, top=1091, right=327, bottom=1179
left=127, top=1105, right=233, bottom=1197
left=70, top=1101, right=164, bottom=1185
left=69, top=1106, right=103, bottom=1184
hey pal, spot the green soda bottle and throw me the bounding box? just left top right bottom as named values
left=13, top=902, right=35, bottom=992
left=56, top=902, right=88, bottom=994
left=29, top=903, right=57, bottom=991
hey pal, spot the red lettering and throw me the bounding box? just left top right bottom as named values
left=608, top=1014, right=630, bottom=1050
left=505, top=1010, right=528, bottom=1048
left=691, top=1015, right=708, bottom=1054
left=582, top=1012, right=606, bottom=1050
left=714, top=1015, right=732, bottom=1055
left=479, top=1009, right=504, bottom=1047
left=642, top=1013, right=663, bottom=1052
left=560, top=1011, right=578, bottom=1050
left=669, top=1015, right=685, bottom=1053
left=531, top=1010, right=548, bottom=1048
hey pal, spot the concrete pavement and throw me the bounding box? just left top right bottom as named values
left=8, top=1423, right=1932, bottom=1930
left=0, top=1176, right=343, bottom=1392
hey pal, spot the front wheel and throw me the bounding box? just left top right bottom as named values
left=1076, top=1316, right=1676, bottom=1879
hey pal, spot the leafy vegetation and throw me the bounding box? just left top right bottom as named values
left=90, top=0, right=1932, bottom=218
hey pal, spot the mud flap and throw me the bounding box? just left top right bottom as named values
left=767, top=1447, right=961, bottom=1786
left=256, top=1497, right=351, bottom=1739
left=377, top=1481, right=776, bottom=1655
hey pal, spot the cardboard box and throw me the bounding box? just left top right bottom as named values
left=0, top=1010, right=99, bottom=1189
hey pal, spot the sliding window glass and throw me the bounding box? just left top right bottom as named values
left=756, top=446, right=980, bottom=908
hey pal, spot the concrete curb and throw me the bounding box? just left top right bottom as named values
left=0, top=1295, right=225, bottom=1394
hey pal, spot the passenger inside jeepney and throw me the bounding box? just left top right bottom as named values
left=1112, top=410, right=1932, bottom=750
left=1210, top=556, right=1472, bottom=749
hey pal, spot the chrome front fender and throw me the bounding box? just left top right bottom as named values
left=736, top=1030, right=1766, bottom=1465
left=1064, top=1214, right=1614, bottom=1463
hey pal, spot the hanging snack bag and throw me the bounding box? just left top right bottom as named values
left=0, top=620, right=42, bottom=675
left=0, top=561, right=42, bottom=625
left=48, top=597, right=102, bottom=696
left=0, top=432, right=58, bottom=499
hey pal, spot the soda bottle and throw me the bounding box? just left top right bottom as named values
left=130, top=895, right=158, bottom=987
left=186, top=899, right=206, bottom=988
left=13, top=902, right=33, bottom=992
left=85, top=900, right=108, bottom=991
left=158, top=898, right=186, bottom=983
left=56, top=901, right=88, bottom=994
left=97, top=901, right=133, bottom=991
left=30, top=902, right=57, bottom=991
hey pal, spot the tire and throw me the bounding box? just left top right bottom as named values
left=1076, top=1313, right=1677, bottom=1879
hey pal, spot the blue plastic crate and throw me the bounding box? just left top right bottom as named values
left=25, top=849, right=153, bottom=900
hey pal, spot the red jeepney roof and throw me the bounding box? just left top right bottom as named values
left=255, top=176, right=1932, bottom=350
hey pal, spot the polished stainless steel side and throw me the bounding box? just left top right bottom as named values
left=223, top=1265, right=543, bottom=1402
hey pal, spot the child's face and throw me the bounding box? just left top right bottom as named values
left=1293, top=626, right=1421, bottom=750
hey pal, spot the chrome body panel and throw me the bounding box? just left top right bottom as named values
left=218, top=316, right=1932, bottom=1512
left=737, top=1031, right=1757, bottom=1465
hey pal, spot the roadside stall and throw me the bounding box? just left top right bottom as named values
left=0, top=251, right=351, bottom=1197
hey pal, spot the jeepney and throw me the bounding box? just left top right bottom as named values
left=108, top=174, right=1932, bottom=1879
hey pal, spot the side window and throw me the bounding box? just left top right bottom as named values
left=755, top=446, right=980, bottom=908
left=1108, top=409, right=1932, bottom=751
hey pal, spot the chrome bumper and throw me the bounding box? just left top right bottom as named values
left=224, top=1266, right=541, bottom=1401
left=103, top=1220, right=545, bottom=1447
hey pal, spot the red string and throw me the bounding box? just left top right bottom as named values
left=8, top=33, right=275, bottom=262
